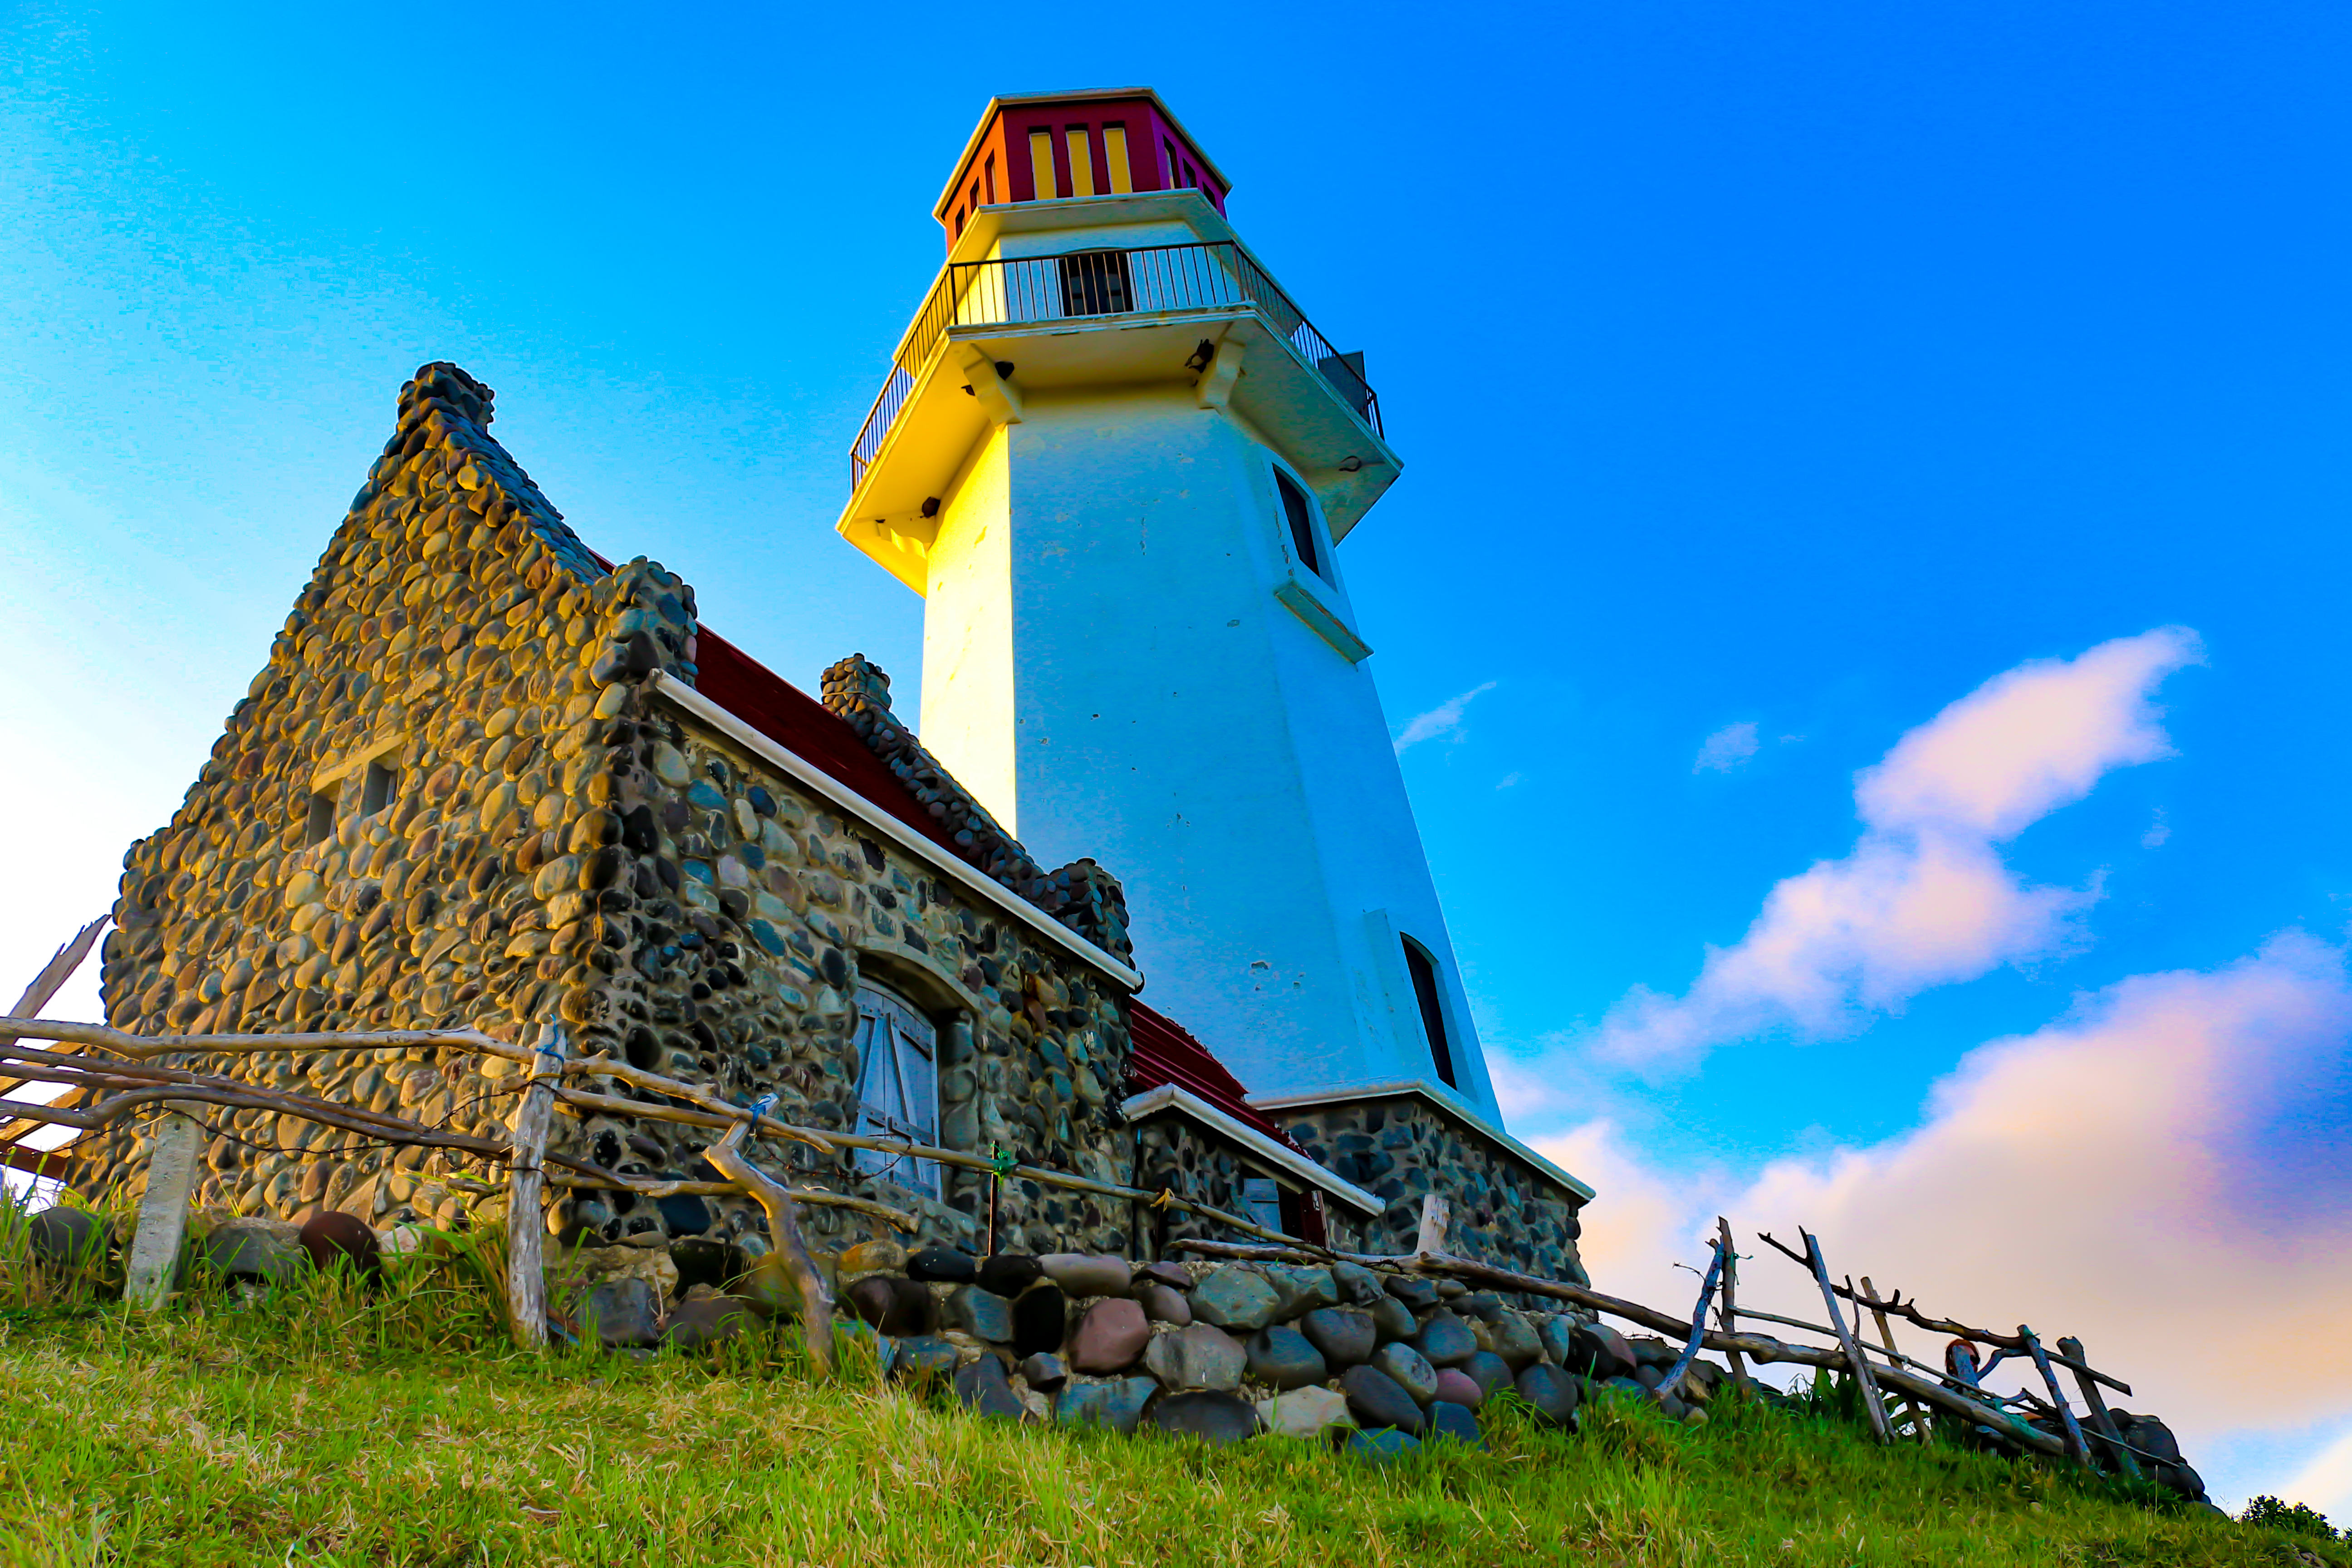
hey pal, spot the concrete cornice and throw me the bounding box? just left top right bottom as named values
left=647, top=671, right=1145, bottom=995
left=1118, top=1082, right=1384, bottom=1215
left=1245, top=1079, right=1597, bottom=1203
left=946, top=190, right=1239, bottom=269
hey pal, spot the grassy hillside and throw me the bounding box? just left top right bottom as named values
left=0, top=1231, right=2338, bottom=1567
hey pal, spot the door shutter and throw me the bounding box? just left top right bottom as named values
left=850, top=981, right=940, bottom=1194
left=896, top=1015, right=936, bottom=1144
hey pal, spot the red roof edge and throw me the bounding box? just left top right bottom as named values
left=1124, top=1000, right=1307, bottom=1154
left=689, top=627, right=967, bottom=859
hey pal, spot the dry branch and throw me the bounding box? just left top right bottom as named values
left=1753, top=1230, right=2130, bottom=1396
left=551, top=1084, right=1315, bottom=1251
left=1716, top=1215, right=1751, bottom=1391
left=1791, top=1230, right=1893, bottom=1444
left=704, top=1116, right=835, bottom=1372
left=1860, top=1276, right=1926, bottom=1441
left=0, top=1014, right=526, bottom=1064
left=2021, top=1326, right=2094, bottom=1468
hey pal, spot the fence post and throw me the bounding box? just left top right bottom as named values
left=1860, top=1276, right=1926, bottom=1441
left=1414, top=1194, right=1451, bottom=1259
left=123, top=1102, right=205, bottom=1312
left=1658, top=1236, right=1726, bottom=1400
left=2057, top=1335, right=2142, bottom=1480
left=1802, top=1229, right=1894, bottom=1444
left=2022, top=1326, right=2095, bottom=1468
left=1715, top=1216, right=1752, bottom=1391
left=502, top=1022, right=565, bottom=1351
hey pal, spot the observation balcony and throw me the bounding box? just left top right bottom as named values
left=838, top=236, right=1399, bottom=584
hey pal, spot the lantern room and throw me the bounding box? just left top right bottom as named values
left=933, top=88, right=1231, bottom=248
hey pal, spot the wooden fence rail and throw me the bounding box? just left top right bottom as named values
left=0, top=988, right=2161, bottom=1462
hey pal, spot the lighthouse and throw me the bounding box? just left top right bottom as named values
left=835, top=88, right=1503, bottom=1131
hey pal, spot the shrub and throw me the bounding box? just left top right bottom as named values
left=2242, top=1494, right=2338, bottom=1540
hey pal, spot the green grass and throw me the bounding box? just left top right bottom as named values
left=0, top=1209, right=2340, bottom=1566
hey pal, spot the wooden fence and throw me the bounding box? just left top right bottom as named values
left=0, top=925, right=2163, bottom=1474
left=1181, top=1206, right=2166, bottom=1477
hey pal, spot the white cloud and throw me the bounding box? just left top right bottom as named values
left=2283, top=1427, right=2352, bottom=1523
left=1597, top=628, right=2203, bottom=1068
left=1539, top=933, right=2352, bottom=1513
left=1392, top=681, right=1497, bottom=754
left=1695, top=721, right=1761, bottom=773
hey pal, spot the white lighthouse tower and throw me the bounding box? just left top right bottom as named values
left=835, top=88, right=1502, bottom=1126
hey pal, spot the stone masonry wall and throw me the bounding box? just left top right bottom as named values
left=558, top=695, right=1145, bottom=1258
left=1275, top=1097, right=1588, bottom=1285
left=81, top=364, right=650, bottom=1225
left=79, top=361, right=1185, bottom=1268
left=1127, top=1114, right=1260, bottom=1259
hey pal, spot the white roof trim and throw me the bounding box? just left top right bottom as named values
left=648, top=671, right=1144, bottom=994
left=1246, top=1079, right=1597, bottom=1202
left=1119, top=1082, right=1383, bottom=1215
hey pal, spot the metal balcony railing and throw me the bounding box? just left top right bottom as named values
left=848, top=240, right=1381, bottom=489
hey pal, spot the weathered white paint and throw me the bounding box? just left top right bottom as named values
left=124, top=1104, right=203, bottom=1311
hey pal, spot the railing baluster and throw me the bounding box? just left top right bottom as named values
left=848, top=239, right=1381, bottom=488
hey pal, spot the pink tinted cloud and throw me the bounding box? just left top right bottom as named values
left=1542, top=934, right=2352, bottom=1511
left=1596, top=628, right=2203, bottom=1068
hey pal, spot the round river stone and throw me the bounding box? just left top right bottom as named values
left=1340, top=1365, right=1426, bottom=1436
left=1245, top=1326, right=1328, bottom=1391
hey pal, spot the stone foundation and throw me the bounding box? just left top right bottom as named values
left=1273, top=1093, right=1589, bottom=1285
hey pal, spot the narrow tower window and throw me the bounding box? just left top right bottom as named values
left=1029, top=129, right=1058, bottom=199
left=1103, top=124, right=1132, bottom=193
left=1274, top=468, right=1322, bottom=578
left=852, top=980, right=940, bottom=1194
left=983, top=153, right=996, bottom=205
left=1065, top=127, right=1096, bottom=198
left=1402, top=938, right=1457, bottom=1088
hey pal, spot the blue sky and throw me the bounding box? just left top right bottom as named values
left=5, top=0, right=2351, bottom=1515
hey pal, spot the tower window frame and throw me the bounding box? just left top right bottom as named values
left=1401, top=936, right=1458, bottom=1088
left=1272, top=466, right=1325, bottom=580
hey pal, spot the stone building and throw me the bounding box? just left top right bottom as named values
left=75, top=85, right=1596, bottom=1285
left=77, top=362, right=1358, bottom=1259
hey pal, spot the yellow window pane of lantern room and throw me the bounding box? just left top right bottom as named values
left=1029, top=129, right=1058, bottom=200
left=1104, top=125, right=1132, bottom=193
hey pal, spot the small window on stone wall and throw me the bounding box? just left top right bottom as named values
left=1241, top=1176, right=1283, bottom=1235
left=852, top=980, right=939, bottom=1196
left=361, top=756, right=400, bottom=817
left=304, top=792, right=337, bottom=848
